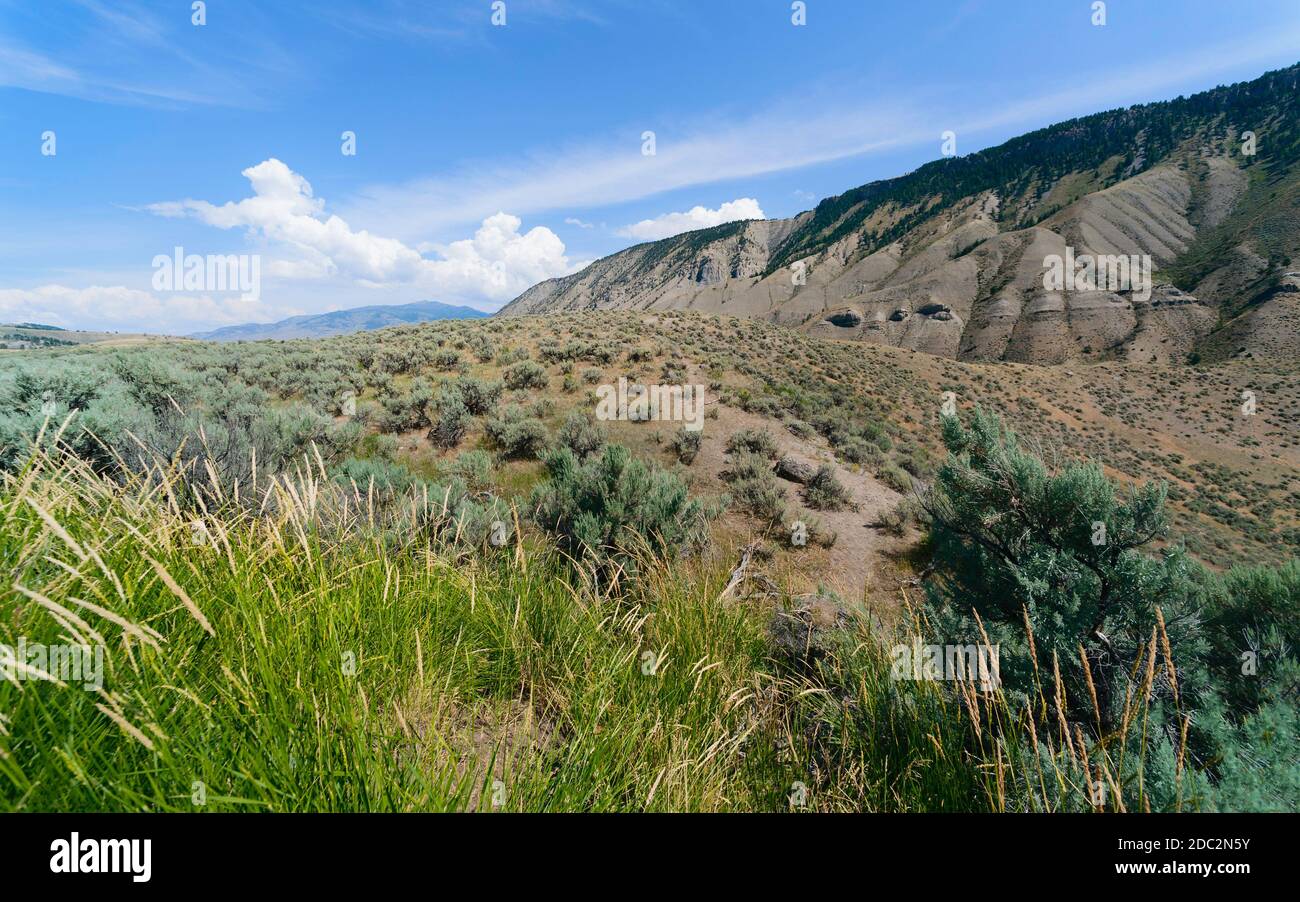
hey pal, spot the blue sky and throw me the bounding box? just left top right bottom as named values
left=2, top=0, right=1298, bottom=334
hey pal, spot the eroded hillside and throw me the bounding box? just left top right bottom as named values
left=501, top=65, right=1300, bottom=368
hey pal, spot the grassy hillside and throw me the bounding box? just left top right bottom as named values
left=0, top=449, right=995, bottom=812
left=0, top=313, right=1295, bottom=811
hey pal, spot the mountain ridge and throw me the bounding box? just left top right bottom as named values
left=192, top=300, right=488, bottom=341
left=500, top=64, right=1300, bottom=367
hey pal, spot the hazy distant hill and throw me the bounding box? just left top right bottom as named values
left=1, top=323, right=161, bottom=349
left=501, top=64, right=1300, bottom=367
left=192, top=300, right=488, bottom=341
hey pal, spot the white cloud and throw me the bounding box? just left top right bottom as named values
left=338, top=26, right=1300, bottom=242
left=564, top=217, right=595, bottom=229
left=341, top=103, right=920, bottom=240
left=418, top=212, right=587, bottom=300
left=617, top=198, right=765, bottom=241
left=148, top=159, right=580, bottom=303
left=0, top=161, right=587, bottom=334
left=0, top=284, right=272, bottom=335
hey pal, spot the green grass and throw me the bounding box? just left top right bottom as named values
left=2, top=438, right=1230, bottom=812
left=0, top=446, right=1007, bottom=812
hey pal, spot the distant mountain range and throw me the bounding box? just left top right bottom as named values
left=501, top=64, right=1300, bottom=367
left=192, top=300, right=488, bottom=341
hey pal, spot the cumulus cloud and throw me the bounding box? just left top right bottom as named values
left=417, top=212, right=584, bottom=299
left=148, top=159, right=580, bottom=302
left=616, top=198, right=765, bottom=242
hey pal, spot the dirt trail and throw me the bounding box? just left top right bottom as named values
left=685, top=378, right=908, bottom=601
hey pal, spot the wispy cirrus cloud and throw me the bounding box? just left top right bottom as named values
left=0, top=0, right=294, bottom=108
left=0, top=40, right=233, bottom=107
left=340, top=27, right=1300, bottom=241
left=303, top=0, right=613, bottom=44
left=341, top=98, right=924, bottom=240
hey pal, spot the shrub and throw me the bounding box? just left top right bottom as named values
left=432, top=349, right=462, bottom=371
left=722, top=451, right=787, bottom=528
left=495, top=346, right=530, bottom=366
left=7, top=364, right=107, bottom=414
left=721, top=449, right=768, bottom=483
left=786, top=419, right=814, bottom=439
left=557, top=411, right=605, bottom=458
left=806, top=517, right=838, bottom=548
left=730, top=476, right=787, bottom=529
left=740, top=395, right=785, bottom=418
left=530, top=443, right=710, bottom=573
left=920, top=409, right=1300, bottom=810
left=361, top=433, right=400, bottom=460
left=248, top=402, right=338, bottom=470
left=669, top=428, right=702, bottom=464
left=922, top=409, right=1192, bottom=724
left=660, top=362, right=686, bottom=383
left=486, top=404, right=549, bottom=459
left=876, top=499, right=913, bottom=536
left=804, top=464, right=853, bottom=511
left=110, top=355, right=188, bottom=416
left=372, top=345, right=428, bottom=376
left=429, top=387, right=470, bottom=449
left=838, top=437, right=883, bottom=468
left=333, top=456, right=419, bottom=496
left=446, top=492, right=515, bottom=548
left=898, top=446, right=933, bottom=479
left=445, top=449, right=494, bottom=491
left=379, top=378, right=434, bottom=432
left=467, top=333, right=495, bottom=363
left=453, top=377, right=503, bottom=415
left=811, top=411, right=852, bottom=445
left=503, top=360, right=548, bottom=390
left=725, top=428, right=778, bottom=459
left=878, top=464, right=912, bottom=494
left=1201, top=559, right=1300, bottom=713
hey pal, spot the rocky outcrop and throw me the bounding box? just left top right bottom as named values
left=774, top=455, right=817, bottom=484
left=825, top=309, right=862, bottom=327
